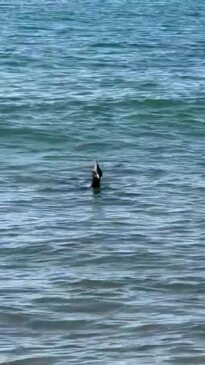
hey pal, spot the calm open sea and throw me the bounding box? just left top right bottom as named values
left=0, top=1, right=205, bottom=364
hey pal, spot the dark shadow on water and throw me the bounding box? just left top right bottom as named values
left=92, top=187, right=101, bottom=195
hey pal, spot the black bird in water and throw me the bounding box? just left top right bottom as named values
left=91, top=161, right=103, bottom=189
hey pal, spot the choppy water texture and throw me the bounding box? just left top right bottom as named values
left=0, top=0, right=205, bottom=364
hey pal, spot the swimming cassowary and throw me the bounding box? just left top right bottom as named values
left=91, top=161, right=103, bottom=189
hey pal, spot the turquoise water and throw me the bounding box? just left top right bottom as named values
left=0, top=1, right=205, bottom=364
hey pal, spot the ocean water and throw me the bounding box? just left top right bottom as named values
left=0, top=0, right=205, bottom=364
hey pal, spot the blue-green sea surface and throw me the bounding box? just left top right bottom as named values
left=0, top=1, right=205, bottom=364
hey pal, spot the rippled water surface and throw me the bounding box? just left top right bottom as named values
left=0, top=1, right=205, bottom=364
